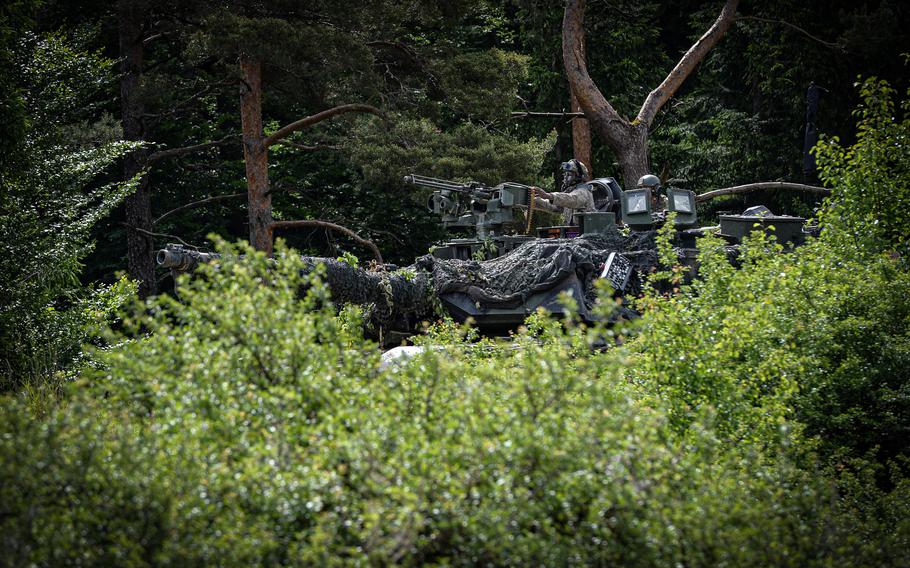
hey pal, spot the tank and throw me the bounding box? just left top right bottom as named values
left=158, top=176, right=812, bottom=339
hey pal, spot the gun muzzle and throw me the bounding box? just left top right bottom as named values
left=156, top=249, right=175, bottom=268
left=156, top=245, right=218, bottom=272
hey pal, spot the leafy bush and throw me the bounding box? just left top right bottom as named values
left=1, top=239, right=906, bottom=566
left=815, top=77, right=910, bottom=257
left=0, top=30, right=139, bottom=393
left=628, top=231, right=910, bottom=470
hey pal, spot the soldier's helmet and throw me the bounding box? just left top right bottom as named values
left=559, top=159, right=590, bottom=188
left=637, top=174, right=661, bottom=194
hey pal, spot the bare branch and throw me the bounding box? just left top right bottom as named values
left=142, top=32, right=165, bottom=45
left=637, top=0, right=740, bottom=127
left=695, top=181, right=831, bottom=203
left=153, top=192, right=248, bottom=226
left=510, top=111, right=586, bottom=119
left=366, top=40, right=423, bottom=64
left=153, top=182, right=310, bottom=226
left=270, top=220, right=384, bottom=267
left=735, top=16, right=843, bottom=50
left=121, top=223, right=199, bottom=249
left=262, top=104, right=385, bottom=148
left=368, top=228, right=406, bottom=246
left=277, top=139, right=342, bottom=152
left=141, top=80, right=228, bottom=122
left=147, top=134, right=238, bottom=164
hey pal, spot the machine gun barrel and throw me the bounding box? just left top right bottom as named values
left=403, top=174, right=492, bottom=198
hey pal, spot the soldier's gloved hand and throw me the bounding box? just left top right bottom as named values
left=532, top=186, right=552, bottom=201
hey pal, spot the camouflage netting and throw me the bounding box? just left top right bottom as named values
left=165, top=233, right=671, bottom=338
left=298, top=258, right=436, bottom=335
left=414, top=232, right=660, bottom=310
left=296, top=233, right=663, bottom=335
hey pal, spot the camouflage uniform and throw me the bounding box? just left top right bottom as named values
left=534, top=159, right=596, bottom=226
left=549, top=182, right=596, bottom=225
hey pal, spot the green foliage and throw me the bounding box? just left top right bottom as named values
left=0, top=1, right=35, bottom=177
left=630, top=232, right=910, bottom=468
left=5, top=238, right=902, bottom=566
left=202, top=6, right=376, bottom=104
left=434, top=49, right=530, bottom=122
left=336, top=250, right=360, bottom=268
left=0, top=30, right=140, bottom=392
left=650, top=102, right=792, bottom=193
left=351, top=118, right=554, bottom=188
left=815, top=77, right=910, bottom=257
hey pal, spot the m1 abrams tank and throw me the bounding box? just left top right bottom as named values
left=157, top=175, right=812, bottom=341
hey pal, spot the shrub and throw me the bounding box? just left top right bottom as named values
left=628, top=231, right=910, bottom=470
left=814, top=77, right=910, bottom=258
left=1, top=239, right=905, bottom=566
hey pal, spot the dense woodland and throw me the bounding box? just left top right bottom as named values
left=2, top=0, right=910, bottom=565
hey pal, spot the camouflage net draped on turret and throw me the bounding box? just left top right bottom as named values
left=296, top=258, right=436, bottom=335
left=415, top=232, right=659, bottom=310
left=294, top=234, right=661, bottom=334
left=160, top=233, right=667, bottom=338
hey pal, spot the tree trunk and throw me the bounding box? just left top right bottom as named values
left=119, top=0, right=156, bottom=297
left=239, top=58, right=272, bottom=254
left=569, top=27, right=592, bottom=175
left=616, top=125, right=649, bottom=188
left=570, top=93, right=593, bottom=176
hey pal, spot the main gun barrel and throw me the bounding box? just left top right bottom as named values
left=156, top=244, right=220, bottom=272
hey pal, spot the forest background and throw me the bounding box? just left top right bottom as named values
left=1, top=0, right=910, bottom=565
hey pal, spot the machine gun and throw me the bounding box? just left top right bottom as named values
left=404, top=174, right=537, bottom=239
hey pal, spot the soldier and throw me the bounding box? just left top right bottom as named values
left=531, top=159, right=596, bottom=225
left=637, top=174, right=667, bottom=213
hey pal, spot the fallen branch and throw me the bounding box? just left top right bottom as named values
left=696, top=182, right=831, bottom=203
left=153, top=192, right=248, bottom=226
left=269, top=219, right=384, bottom=267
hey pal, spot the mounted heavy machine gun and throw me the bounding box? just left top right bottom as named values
left=404, top=173, right=632, bottom=260
left=403, top=174, right=542, bottom=260
left=404, top=174, right=540, bottom=235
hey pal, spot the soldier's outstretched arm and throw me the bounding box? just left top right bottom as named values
left=550, top=187, right=592, bottom=209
